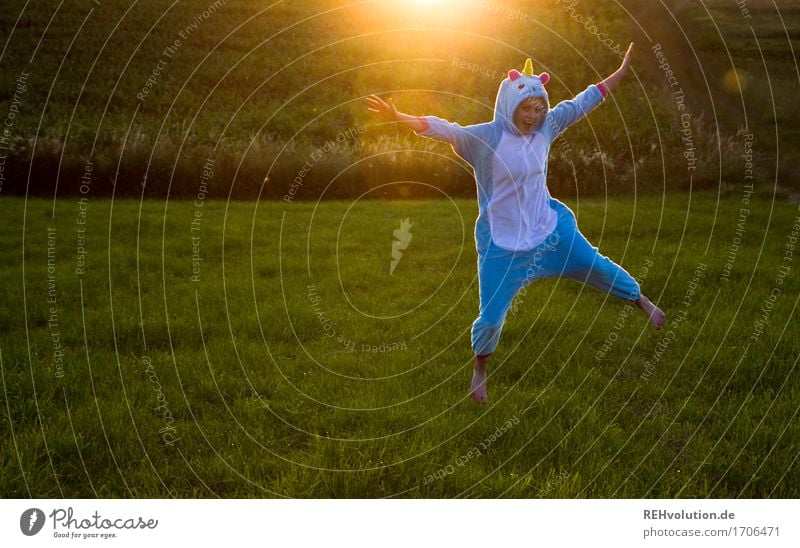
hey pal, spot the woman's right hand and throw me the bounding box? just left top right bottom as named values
left=366, top=94, right=427, bottom=132
left=366, top=94, right=399, bottom=121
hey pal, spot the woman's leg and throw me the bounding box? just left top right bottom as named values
left=553, top=221, right=665, bottom=329
left=471, top=354, right=491, bottom=404
left=561, top=233, right=641, bottom=301
left=471, top=249, right=531, bottom=357
left=469, top=247, right=532, bottom=403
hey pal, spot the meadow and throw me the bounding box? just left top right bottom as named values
left=1, top=189, right=798, bottom=497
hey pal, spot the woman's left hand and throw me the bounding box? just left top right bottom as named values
left=601, top=42, right=634, bottom=92
left=619, top=42, right=634, bottom=75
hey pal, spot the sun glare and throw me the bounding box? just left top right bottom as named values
left=375, top=0, right=474, bottom=23
left=412, top=0, right=442, bottom=5
left=406, top=0, right=460, bottom=18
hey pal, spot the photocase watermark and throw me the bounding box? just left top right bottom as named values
left=19, top=506, right=159, bottom=539
left=595, top=257, right=653, bottom=361
left=550, top=123, right=573, bottom=156
left=640, top=262, right=706, bottom=381
left=750, top=214, right=798, bottom=343
left=138, top=40, right=180, bottom=102
left=3, top=70, right=29, bottom=127
left=0, top=70, right=29, bottom=193
left=510, top=231, right=561, bottom=315
left=46, top=507, right=157, bottom=540
left=736, top=0, right=753, bottom=19
left=190, top=157, right=214, bottom=282
left=390, top=218, right=413, bottom=275
left=422, top=415, right=519, bottom=485
left=20, top=508, right=45, bottom=536
left=306, top=284, right=407, bottom=353
left=284, top=125, right=366, bottom=202
left=452, top=0, right=626, bottom=58
left=451, top=57, right=502, bottom=80
left=46, top=227, right=65, bottom=379
left=137, top=0, right=228, bottom=102
left=652, top=43, right=696, bottom=173
left=455, top=0, right=531, bottom=23
left=75, top=159, right=93, bottom=278
left=552, top=0, right=627, bottom=59
left=720, top=131, right=754, bottom=283
left=143, top=356, right=181, bottom=446
left=537, top=469, right=571, bottom=496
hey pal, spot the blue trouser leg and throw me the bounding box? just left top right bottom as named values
left=470, top=198, right=641, bottom=356
left=470, top=247, right=532, bottom=356
left=558, top=233, right=641, bottom=301
left=542, top=199, right=641, bottom=302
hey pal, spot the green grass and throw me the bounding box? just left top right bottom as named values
left=1, top=190, right=799, bottom=497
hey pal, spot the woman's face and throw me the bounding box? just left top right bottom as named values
left=513, top=98, right=547, bottom=135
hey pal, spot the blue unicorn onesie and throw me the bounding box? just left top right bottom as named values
left=413, top=59, right=641, bottom=357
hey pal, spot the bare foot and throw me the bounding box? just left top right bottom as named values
left=470, top=358, right=489, bottom=404
left=636, top=293, right=666, bottom=330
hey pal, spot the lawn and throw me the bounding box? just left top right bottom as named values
left=1, top=189, right=798, bottom=497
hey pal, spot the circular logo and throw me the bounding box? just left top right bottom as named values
left=20, top=508, right=45, bottom=536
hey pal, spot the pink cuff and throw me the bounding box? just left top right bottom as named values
left=596, top=82, right=608, bottom=97
left=415, top=116, right=429, bottom=132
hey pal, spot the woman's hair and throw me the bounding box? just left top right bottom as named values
left=517, top=96, right=548, bottom=110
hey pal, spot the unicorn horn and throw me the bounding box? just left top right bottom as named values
left=522, top=58, right=534, bottom=76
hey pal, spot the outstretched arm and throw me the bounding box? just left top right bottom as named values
left=599, top=42, right=634, bottom=94
left=366, top=94, right=485, bottom=163
left=366, top=95, right=426, bottom=132
left=548, top=42, right=635, bottom=137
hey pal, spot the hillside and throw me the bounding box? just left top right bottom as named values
left=0, top=0, right=796, bottom=199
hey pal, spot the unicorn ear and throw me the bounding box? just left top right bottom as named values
left=508, top=69, right=521, bottom=81
left=522, top=58, right=534, bottom=77
left=538, top=72, right=550, bottom=85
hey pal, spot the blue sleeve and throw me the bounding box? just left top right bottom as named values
left=413, top=116, right=489, bottom=165
left=547, top=84, right=605, bottom=139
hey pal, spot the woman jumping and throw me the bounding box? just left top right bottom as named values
left=367, top=43, right=665, bottom=403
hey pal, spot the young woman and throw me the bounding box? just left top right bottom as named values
left=367, top=43, right=665, bottom=403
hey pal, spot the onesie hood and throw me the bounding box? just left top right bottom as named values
left=493, top=58, right=550, bottom=136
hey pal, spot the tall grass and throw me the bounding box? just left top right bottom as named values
left=0, top=0, right=788, bottom=199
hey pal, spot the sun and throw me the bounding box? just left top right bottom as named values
left=407, top=0, right=455, bottom=15
left=399, top=0, right=457, bottom=20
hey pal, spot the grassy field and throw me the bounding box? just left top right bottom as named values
left=1, top=189, right=799, bottom=497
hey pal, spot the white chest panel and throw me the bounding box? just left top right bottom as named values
left=488, top=130, right=558, bottom=251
